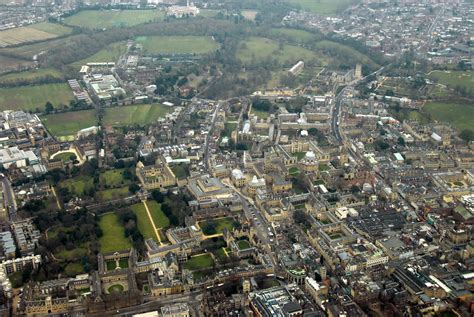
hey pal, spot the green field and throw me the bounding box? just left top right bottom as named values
left=107, top=284, right=124, bottom=293
left=423, top=102, right=474, bottom=130
left=313, top=40, right=378, bottom=68
left=251, top=109, right=270, bottom=119
left=99, top=213, right=132, bottom=253
left=53, top=151, right=76, bottom=162
left=42, top=109, right=97, bottom=138
left=136, top=36, right=219, bottom=55
left=271, top=28, right=317, bottom=43
left=64, top=262, right=84, bottom=277
left=0, top=83, right=74, bottom=112
left=55, top=246, right=88, bottom=261
left=199, top=217, right=236, bottom=236
left=132, top=203, right=155, bottom=240
left=96, top=187, right=130, bottom=201
left=73, top=41, right=127, bottom=65
left=288, top=0, right=360, bottom=14
left=0, top=68, right=63, bottom=85
left=146, top=201, right=170, bottom=228
left=59, top=175, right=93, bottom=196
left=103, top=104, right=172, bottom=126
left=100, top=169, right=127, bottom=187
left=184, top=253, right=214, bottom=270
left=237, top=239, right=251, bottom=250
left=428, top=71, right=474, bottom=90
left=237, top=37, right=329, bottom=66
left=0, top=22, right=71, bottom=47
left=30, top=22, right=73, bottom=36
left=64, top=10, right=164, bottom=29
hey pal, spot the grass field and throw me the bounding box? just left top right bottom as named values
left=136, top=36, right=219, bottom=55
left=288, top=0, right=360, bottom=14
left=0, top=83, right=74, bottom=112
left=64, top=262, right=84, bottom=277
left=59, top=175, right=93, bottom=196
left=184, top=253, right=214, bottom=270
left=0, top=68, right=63, bottom=85
left=30, top=22, right=73, bottom=36
left=200, top=217, right=236, bottom=236
left=271, top=28, right=317, bottom=43
left=99, top=213, right=132, bottom=253
left=100, top=169, right=127, bottom=187
left=96, top=187, right=130, bottom=201
left=0, top=26, right=57, bottom=47
left=237, top=239, right=251, bottom=250
left=42, top=109, right=97, bottom=138
left=132, top=203, right=157, bottom=241
left=53, top=151, right=76, bottom=162
left=313, top=40, right=378, bottom=68
left=108, top=284, right=124, bottom=293
left=251, top=109, right=270, bottom=119
left=72, top=41, right=127, bottom=66
left=428, top=70, right=473, bottom=90
left=237, top=37, right=329, bottom=66
left=0, top=56, right=34, bottom=73
left=64, top=10, right=164, bottom=29
left=103, top=104, right=172, bottom=126
left=146, top=201, right=170, bottom=229
left=423, top=102, right=474, bottom=130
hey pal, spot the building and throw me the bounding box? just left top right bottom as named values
left=161, top=302, right=190, bottom=317
left=187, top=176, right=232, bottom=202
left=136, top=157, right=177, bottom=190
left=249, top=286, right=302, bottom=317
left=231, top=169, right=246, bottom=187
left=288, top=61, right=304, bottom=76
left=2, top=254, right=41, bottom=274
left=0, top=146, right=38, bottom=168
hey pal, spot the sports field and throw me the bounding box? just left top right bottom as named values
left=0, top=22, right=71, bottom=47
left=428, top=71, right=473, bottom=91
left=0, top=68, right=63, bottom=85
left=423, top=102, right=474, bottom=131
left=287, top=0, right=360, bottom=14
left=72, top=42, right=127, bottom=66
left=136, top=36, right=219, bottom=55
left=0, top=83, right=74, bottom=112
left=237, top=37, right=329, bottom=66
left=64, top=10, right=164, bottom=29
left=41, top=109, right=97, bottom=138
left=103, top=104, right=172, bottom=127
left=99, top=213, right=132, bottom=253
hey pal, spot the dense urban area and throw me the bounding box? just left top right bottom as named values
left=0, top=0, right=472, bottom=316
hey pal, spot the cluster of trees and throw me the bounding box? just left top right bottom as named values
left=117, top=209, right=145, bottom=254
left=293, top=209, right=311, bottom=230
left=0, top=74, right=63, bottom=88
left=151, top=190, right=190, bottom=226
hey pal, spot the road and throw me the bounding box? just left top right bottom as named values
left=1, top=175, right=18, bottom=222
left=203, top=103, right=220, bottom=172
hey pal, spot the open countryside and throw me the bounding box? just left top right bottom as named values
left=63, top=9, right=165, bottom=29
left=136, top=36, right=219, bottom=55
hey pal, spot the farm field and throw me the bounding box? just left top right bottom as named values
left=428, top=70, right=473, bottom=90
left=59, top=175, right=94, bottom=197
left=99, top=213, right=132, bottom=253
left=423, top=102, right=474, bottom=131
left=29, top=22, right=73, bottom=36
left=287, top=0, right=360, bottom=14
left=64, top=10, right=164, bottom=29
left=237, top=37, right=329, bottom=66
left=41, top=109, right=97, bottom=139
left=0, top=26, right=57, bottom=47
left=136, top=36, right=219, bottom=55
left=0, top=83, right=74, bottom=112
left=103, top=104, right=172, bottom=127
left=72, top=41, right=127, bottom=66
left=0, top=68, right=63, bottom=85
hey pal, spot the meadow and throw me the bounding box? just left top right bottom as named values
left=99, top=213, right=132, bottom=253
left=41, top=109, right=97, bottom=138
left=72, top=41, right=127, bottom=66
left=423, top=102, right=474, bottom=131
left=103, top=104, right=172, bottom=127
left=0, top=83, right=74, bottom=112
left=64, top=10, right=164, bottom=29
left=287, top=0, right=360, bottom=14
left=0, top=25, right=62, bottom=47
left=270, top=28, right=317, bottom=43
left=0, top=56, right=33, bottom=73
left=0, top=68, right=63, bottom=85
left=136, top=36, right=219, bottom=55
left=428, top=70, right=473, bottom=90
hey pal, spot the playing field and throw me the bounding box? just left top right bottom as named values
left=0, top=83, right=74, bottom=112
left=423, top=102, right=474, bottom=131
left=136, top=36, right=219, bottom=55
left=0, top=22, right=71, bottom=47
left=287, top=0, right=360, bottom=14
left=0, top=68, right=63, bottom=85
left=184, top=253, right=214, bottom=271
left=72, top=42, right=127, bottom=66
left=103, top=104, right=172, bottom=127
left=428, top=71, right=473, bottom=91
left=99, top=213, right=132, bottom=253
left=41, top=109, right=97, bottom=138
left=237, top=37, right=329, bottom=66
left=64, top=9, right=164, bottom=29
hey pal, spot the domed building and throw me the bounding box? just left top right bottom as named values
left=300, top=151, right=319, bottom=172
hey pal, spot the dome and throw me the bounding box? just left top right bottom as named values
left=305, top=151, right=316, bottom=160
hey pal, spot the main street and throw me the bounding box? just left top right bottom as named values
left=1, top=174, right=18, bottom=222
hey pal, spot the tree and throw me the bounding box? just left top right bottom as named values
left=151, top=190, right=165, bottom=203
left=128, top=184, right=140, bottom=194
left=293, top=209, right=311, bottom=229
left=397, top=136, right=405, bottom=146
left=460, top=129, right=474, bottom=142
left=44, top=102, right=54, bottom=114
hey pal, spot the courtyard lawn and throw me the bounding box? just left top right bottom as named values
left=319, top=164, right=331, bottom=171
left=136, top=36, right=219, bottom=55
left=170, top=164, right=188, bottom=180
left=0, top=68, right=63, bottom=85
left=199, top=217, right=236, bottom=236
left=289, top=167, right=300, bottom=176
left=64, top=10, right=164, bottom=29
left=428, top=70, right=473, bottom=91
left=287, top=0, right=359, bottom=14
left=96, top=187, right=130, bottom=201
left=41, top=109, right=97, bottom=139
left=103, top=104, right=172, bottom=127
left=146, top=201, right=170, bottom=229
left=53, top=151, right=77, bottom=162
left=64, top=262, right=84, bottom=277
left=59, top=175, right=93, bottom=197
left=100, top=169, right=127, bottom=187
left=132, top=203, right=157, bottom=241
left=99, top=213, right=132, bottom=253
left=237, top=37, right=329, bottom=66
left=72, top=41, right=127, bottom=66
left=423, top=102, right=474, bottom=131
left=213, top=248, right=228, bottom=262
left=293, top=152, right=306, bottom=160
left=108, top=284, right=124, bottom=293
left=184, top=253, right=214, bottom=271
left=237, top=239, right=251, bottom=250
left=251, top=110, right=270, bottom=119
left=0, top=83, right=74, bottom=112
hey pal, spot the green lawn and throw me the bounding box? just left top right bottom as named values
left=72, top=41, right=127, bottom=65
left=252, top=109, right=270, bottom=119
left=53, top=151, right=76, bottom=162
left=200, top=217, right=236, bottom=236
left=213, top=248, right=228, bottom=262
left=64, top=10, right=164, bottom=29
left=428, top=70, right=473, bottom=91
left=132, top=203, right=156, bottom=241
left=64, top=262, right=84, bottom=277
left=423, top=102, right=474, bottom=131
left=108, top=284, right=124, bottom=293
left=0, top=68, right=63, bottom=85
left=319, top=163, right=331, bottom=171
left=59, top=175, right=94, bottom=197
left=289, top=167, right=300, bottom=175
left=103, top=104, right=172, bottom=127
left=136, top=36, right=219, bottom=55
left=0, top=83, right=74, bottom=112
left=184, top=253, right=214, bottom=270
left=96, top=187, right=130, bottom=201
left=237, top=37, right=329, bottom=66
left=287, top=0, right=360, bottom=14
left=99, top=213, right=132, bottom=253
left=29, top=22, right=73, bottom=36
left=55, top=246, right=88, bottom=261
left=41, top=109, right=97, bottom=138
left=100, top=169, right=127, bottom=187
left=170, top=164, right=188, bottom=180
left=237, top=239, right=251, bottom=250
left=146, top=201, right=170, bottom=228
